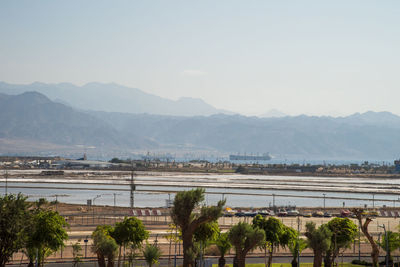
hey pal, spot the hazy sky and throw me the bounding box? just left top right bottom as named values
left=1, top=1, right=400, bottom=116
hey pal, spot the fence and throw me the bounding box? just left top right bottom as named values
left=8, top=207, right=400, bottom=265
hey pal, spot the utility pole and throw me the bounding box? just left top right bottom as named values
left=272, top=194, right=276, bottom=213
left=114, top=193, right=117, bottom=214
left=358, top=221, right=361, bottom=262
left=372, top=194, right=375, bottom=209
left=323, top=193, right=326, bottom=211
left=385, top=226, right=389, bottom=267
left=92, top=195, right=101, bottom=225
left=297, top=216, right=301, bottom=266
left=130, top=162, right=136, bottom=209
left=222, top=193, right=225, bottom=225
left=84, top=236, right=88, bottom=258
left=54, top=194, right=62, bottom=212
left=4, top=170, right=8, bottom=196
left=113, top=193, right=122, bottom=214
left=174, top=226, right=177, bottom=267
left=378, top=224, right=389, bottom=267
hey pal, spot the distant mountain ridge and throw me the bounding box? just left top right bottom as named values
left=0, top=92, right=155, bottom=149
left=0, top=81, right=231, bottom=116
left=1, top=91, right=400, bottom=160
left=90, top=111, right=400, bottom=160
left=259, top=109, right=287, bottom=118
left=337, top=111, right=400, bottom=127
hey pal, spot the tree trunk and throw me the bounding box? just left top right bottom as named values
left=264, top=246, right=267, bottom=267
left=27, top=261, right=34, bottom=267
left=37, top=250, right=42, bottom=267
left=169, top=236, right=172, bottom=266
left=236, top=253, right=246, bottom=267
left=324, top=256, right=331, bottom=267
left=38, top=250, right=45, bottom=267
left=123, top=245, right=126, bottom=267
left=313, top=250, right=323, bottom=267
left=117, top=246, right=122, bottom=267
left=291, top=258, right=297, bottom=267
left=354, top=211, right=379, bottom=267
left=387, top=250, right=393, bottom=266
left=332, top=249, right=339, bottom=266
left=371, top=245, right=379, bottom=267
left=107, top=257, right=115, bottom=267
left=362, top=219, right=379, bottom=267
left=267, top=246, right=273, bottom=267
left=233, top=256, right=238, bottom=267
left=324, top=250, right=333, bottom=267
left=218, top=256, right=225, bottom=267
left=97, top=253, right=106, bottom=267
left=183, top=235, right=194, bottom=267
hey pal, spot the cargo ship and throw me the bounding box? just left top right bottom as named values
left=229, top=153, right=271, bottom=161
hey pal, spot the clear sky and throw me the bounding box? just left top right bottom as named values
left=1, top=1, right=399, bottom=116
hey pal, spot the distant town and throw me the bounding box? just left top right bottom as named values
left=1, top=155, right=400, bottom=177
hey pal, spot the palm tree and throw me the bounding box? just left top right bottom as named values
left=304, top=222, right=331, bottom=267
left=215, top=233, right=232, bottom=267
left=143, top=243, right=162, bottom=267
left=288, top=238, right=307, bottom=267
left=92, top=225, right=118, bottom=267
left=171, top=188, right=225, bottom=267
left=228, top=222, right=265, bottom=267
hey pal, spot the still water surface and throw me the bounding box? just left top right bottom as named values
left=1, top=172, right=400, bottom=208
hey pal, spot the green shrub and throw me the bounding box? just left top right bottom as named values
left=351, top=259, right=371, bottom=266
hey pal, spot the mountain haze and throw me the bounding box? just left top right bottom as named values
left=92, top=112, right=400, bottom=160
left=0, top=92, right=155, bottom=149
left=1, top=91, right=400, bottom=160
left=259, top=109, right=287, bottom=118
left=0, top=81, right=229, bottom=116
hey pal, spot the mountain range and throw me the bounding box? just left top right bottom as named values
left=1, top=89, right=400, bottom=161
left=0, top=81, right=230, bottom=116
left=0, top=92, right=156, bottom=149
